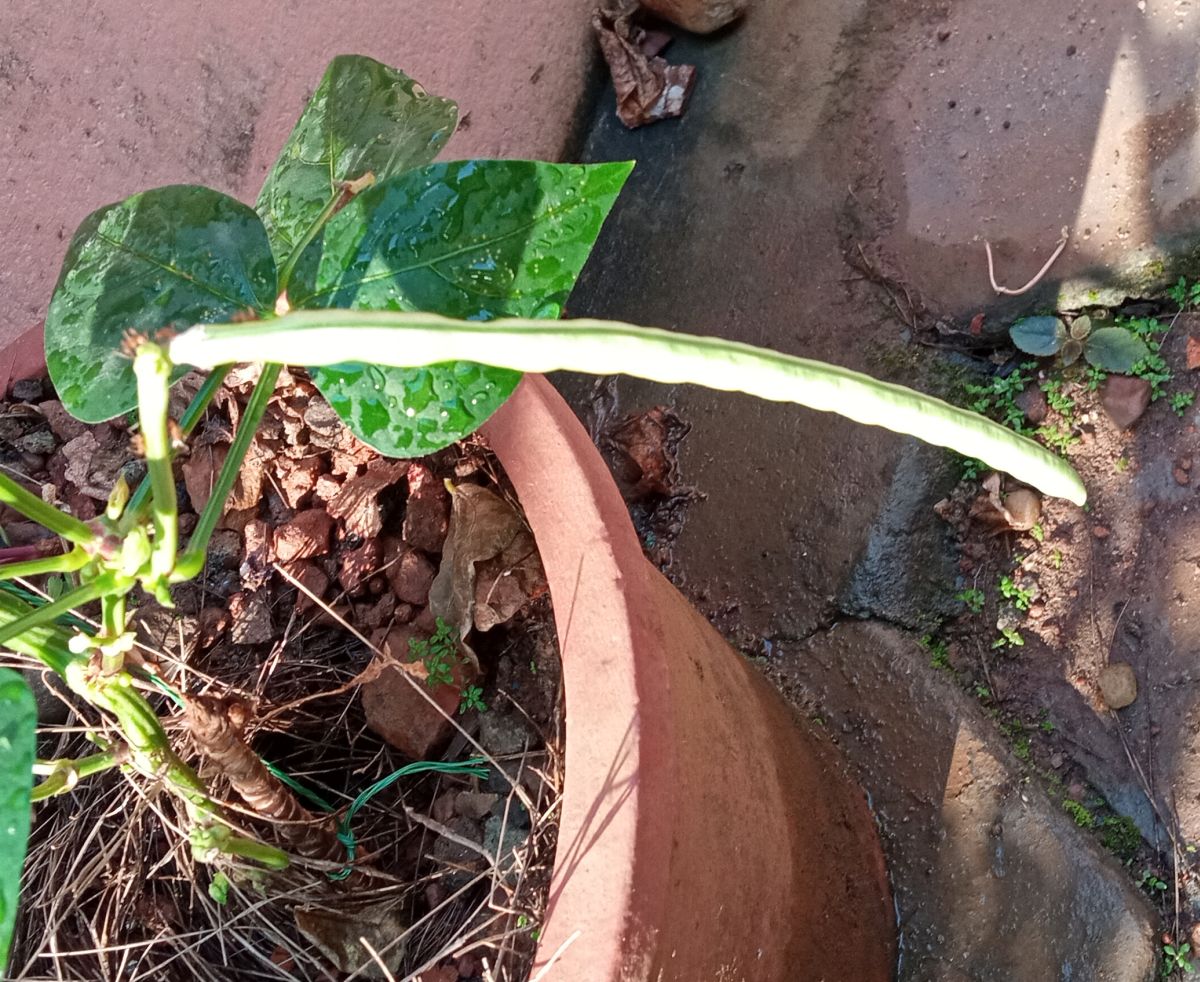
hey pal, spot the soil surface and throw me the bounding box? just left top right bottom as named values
left=3, top=370, right=562, bottom=982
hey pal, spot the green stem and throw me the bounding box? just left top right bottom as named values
left=0, top=473, right=98, bottom=546
left=169, top=310, right=1088, bottom=505
left=31, top=750, right=121, bottom=800
left=173, top=363, right=282, bottom=581
left=134, top=344, right=177, bottom=584
left=276, top=194, right=342, bottom=295
left=0, top=574, right=117, bottom=647
left=99, top=594, right=127, bottom=674
left=0, top=547, right=90, bottom=582
left=127, top=365, right=230, bottom=519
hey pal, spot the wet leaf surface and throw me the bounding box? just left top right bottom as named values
left=292, top=159, right=632, bottom=457
left=255, top=55, right=457, bottom=268
left=45, top=186, right=276, bottom=422
left=0, top=670, right=36, bottom=973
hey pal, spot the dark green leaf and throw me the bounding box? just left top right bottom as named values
left=1061, top=338, right=1083, bottom=366
left=0, top=669, right=36, bottom=973
left=255, top=55, right=457, bottom=268
left=45, top=186, right=277, bottom=422
left=295, top=159, right=634, bottom=456
left=1009, top=316, right=1066, bottom=356
left=1084, top=327, right=1150, bottom=373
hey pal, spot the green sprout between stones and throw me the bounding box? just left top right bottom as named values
left=0, top=53, right=1089, bottom=969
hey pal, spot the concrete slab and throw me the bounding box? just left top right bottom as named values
left=767, top=620, right=1158, bottom=981
left=838, top=0, right=1200, bottom=319
left=0, top=0, right=596, bottom=371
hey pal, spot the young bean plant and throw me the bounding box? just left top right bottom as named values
left=0, top=54, right=1088, bottom=968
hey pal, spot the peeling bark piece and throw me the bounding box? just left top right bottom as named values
left=594, top=0, right=696, bottom=128
left=403, top=463, right=450, bottom=553
left=274, top=509, right=335, bottom=563
left=640, top=0, right=748, bottom=33
left=186, top=694, right=340, bottom=861
left=327, top=458, right=408, bottom=539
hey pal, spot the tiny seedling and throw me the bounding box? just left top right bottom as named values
left=920, top=634, right=952, bottom=670
left=1169, top=276, right=1200, bottom=311
left=1029, top=523, right=1044, bottom=543
left=955, top=588, right=985, bottom=614
left=1139, top=870, right=1168, bottom=894
left=999, top=575, right=1035, bottom=611
left=1163, top=942, right=1194, bottom=976
left=1063, top=798, right=1095, bottom=829
left=993, top=626, right=1025, bottom=649
left=1171, top=391, right=1196, bottom=417
left=410, top=618, right=460, bottom=689
left=459, top=685, right=487, bottom=715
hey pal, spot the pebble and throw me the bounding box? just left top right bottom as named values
left=11, top=377, right=44, bottom=402
left=1098, top=662, right=1138, bottom=710
left=1175, top=467, right=1191, bottom=487
left=1092, top=525, right=1110, bottom=539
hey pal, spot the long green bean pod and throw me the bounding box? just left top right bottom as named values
left=169, top=310, right=1088, bottom=505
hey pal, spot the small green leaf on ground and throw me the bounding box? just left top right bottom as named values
left=1010, top=316, right=1066, bottom=356
left=1085, top=327, right=1150, bottom=374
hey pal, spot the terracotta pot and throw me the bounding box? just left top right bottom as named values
left=481, top=375, right=895, bottom=982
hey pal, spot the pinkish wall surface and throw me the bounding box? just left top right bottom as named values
left=0, top=0, right=595, bottom=381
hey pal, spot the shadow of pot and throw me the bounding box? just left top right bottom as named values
left=481, top=375, right=897, bottom=982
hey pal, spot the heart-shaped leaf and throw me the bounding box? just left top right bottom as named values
left=292, top=159, right=633, bottom=456
left=1009, top=316, right=1066, bottom=356
left=0, top=670, right=36, bottom=974
left=256, top=55, right=457, bottom=269
left=45, top=186, right=277, bottom=422
left=1085, top=327, right=1150, bottom=373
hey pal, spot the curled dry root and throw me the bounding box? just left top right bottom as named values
left=186, top=694, right=341, bottom=862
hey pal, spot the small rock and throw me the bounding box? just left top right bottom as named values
left=1003, top=488, right=1041, bottom=531
left=1098, top=662, right=1138, bottom=709
left=1014, top=385, right=1048, bottom=425
left=197, top=606, right=229, bottom=648
left=36, top=400, right=87, bottom=443
left=479, top=710, right=536, bottom=757
left=1050, top=752, right=1064, bottom=769
left=484, top=813, right=530, bottom=875
left=1100, top=375, right=1152, bottom=429
left=338, top=538, right=381, bottom=595
left=383, top=537, right=437, bottom=605
left=1188, top=334, right=1200, bottom=371
left=403, top=464, right=450, bottom=553
left=287, top=561, right=331, bottom=612
left=274, top=509, right=334, bottom=563
left=16, top=428, right=56, bottom=455
left=11, top=377, right=44, bottom=402
left=240, top=519, right=274, bottom=592
left=454, top=791, right=499, bottom=821
left=206, top=529, right=242, bottom=571
left=229, top=591, right=277, bottom=645
left=1175, top=467, right=1191, bottom=487
left=1093, top=525, right=1110, bottom=539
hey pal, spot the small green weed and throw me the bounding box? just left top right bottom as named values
left=999, top=575, right=1035, bottom=611
left=1051, top=549, right=1064, bottom=570
left=1169, top=276, right=1200, bottom=310
left=920, top=634, right=952, bottom=671
left=410, top=617, right=460, bottom=688
left=955, top=587, right=986, bottom=614
left=1101, top=814, right=1142, bottom=862
left=1171, top=391, right=1196, bottom=417
left=1029, top=523, right=1044, bottom=543
left=1139, top=869, right=1168, bottom=894
left=1163, top=942, right=1194, bottom=976
left=1063, top=798, right=1095, bottom=829
left=993, top=626, right=1025, bottom=649
left=1114, top=457, right=1130, bottom=473
left=458, top=685, right=487, bottom=714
